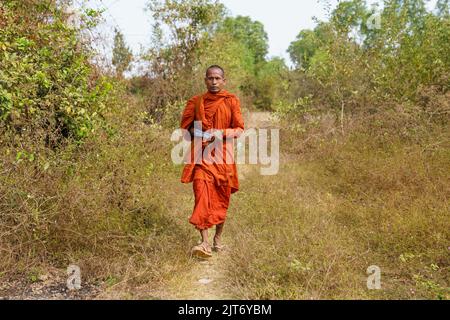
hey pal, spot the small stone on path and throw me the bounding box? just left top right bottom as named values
left=198, top=278, right=213, bottom=285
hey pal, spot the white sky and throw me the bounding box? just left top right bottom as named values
left=77, top=0, right=438, bottom=67
left=78, top=0, right=343, bottom=63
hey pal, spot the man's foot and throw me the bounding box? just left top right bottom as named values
left=213, top=236, right=226, bottom=252
left=191, top=242, right=212, bottom=259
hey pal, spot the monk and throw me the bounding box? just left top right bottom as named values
left=180, top=65, right=245, bottom=258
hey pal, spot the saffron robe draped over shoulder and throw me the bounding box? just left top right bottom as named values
left=180, top=90, right=245, bottom=230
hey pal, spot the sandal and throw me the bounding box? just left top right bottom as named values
left=213, top=245, right=225, bottom=252
left=191, top=243, right=212, bottom=259
left=213, top=235, right=227, bottom=252
left=212, top=242, right=227, bottom=252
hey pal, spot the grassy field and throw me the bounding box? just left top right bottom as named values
left=0, top=95, right=197, bottom=298
left=1, top=99, right=448, bottom=300
left=219, top=112, right=449, bottom=300
left=1, top=0, right=448, bottom=301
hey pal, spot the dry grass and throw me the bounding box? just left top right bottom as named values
left=221, top=110, right=449, bottom=300
left=0, top=93, right=197, bottom=298
left=1, top=91, right=448, bottom=299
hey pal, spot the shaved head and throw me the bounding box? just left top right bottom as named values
left=206, top=65, right=225, bottom=78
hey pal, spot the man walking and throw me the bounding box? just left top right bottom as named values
left=180, top=65, right=245, bottom=258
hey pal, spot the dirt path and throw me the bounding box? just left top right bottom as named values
left=162, top=248, right=233, bottom=300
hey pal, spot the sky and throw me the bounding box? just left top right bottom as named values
left=76, top=0, right=342, bottom=63
left=75, top=0, right=438, bottom=68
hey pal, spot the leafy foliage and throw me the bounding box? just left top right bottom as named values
left=0, top=0, right=115, bottom=142
left=112, top=28, right=133, bottom=78
left=218, top=15, right=269, bottom=64
left=285, top=0, right=450, bottom=117
left=141, top=0, right=286, bottom=112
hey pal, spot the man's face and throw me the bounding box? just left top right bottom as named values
left=205, top=68, right=226, bottom=94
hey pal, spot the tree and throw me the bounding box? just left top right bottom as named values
left=194, top=31, right=255, bottom=96
left=436, top=0, right=450, bottom=17
left=0, top=0, right=113, bottom=142
left=142, top=0, right=227, bottom=110
left=218, top=15, right=269, bottom=65
left=252, top=57, right=289, bottom=109
left=331, top=0, right=367, bottom=35
left=146, top=0, right=226, bottom=74
left=287, top=0, right=449, bottom=118
left=288, top=22, right=332, bottom=70
left=112, top=28, right=133, bottom=77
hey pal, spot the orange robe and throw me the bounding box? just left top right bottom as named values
left=180, top=90, right=245, bottom=230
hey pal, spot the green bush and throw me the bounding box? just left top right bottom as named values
left=287, top=0, right=450, bottom=115
left=0, top=0, right=115, bottom=142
